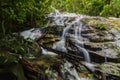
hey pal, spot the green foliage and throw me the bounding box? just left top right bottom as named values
left=0, top=0, right=52, bottom=36
left=1, top=0, right=120, bottom=37
left=87, top=73, right=94, bottom=78
left=0, top=34, right=32, bottom=55
left=100, top=0, right=120, bottom=17
left=0, top=51, right=18, bottom=65
left=100, top=4, right=112, bottom=17
left=51, top=0, right=85, bottom=13
left=81, top=18, right=109, bottom=30
left=52, top=0, right=120, bottom=17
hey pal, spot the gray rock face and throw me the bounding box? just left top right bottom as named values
left=79, top=18, right=120, bottom=61
left=19, top=11, right=120, bottom=79
left=45, top=13, right=120, bottom=62
left=95, top=62, right=120, bottom=77
left=21, top=13, right=120, bottom=63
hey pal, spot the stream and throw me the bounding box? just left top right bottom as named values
left=20, top=7, right=120, bottom=80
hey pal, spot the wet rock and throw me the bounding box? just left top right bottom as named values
left=22, top=12, right=120, bottom=78
left=38, top=34, right=60, bottom=48
left=31, top=42, right=41, bottom=57
left=84, top=42, right=102, bottom=51
left=21, top=55, right=64, bottom=80
left=95, top=62, right=120, bottom=77
left=88, top=50, right=118, bottom=63
left=107, top=17, right=120, bottom=31
left=89, top=34, right=115, bottom=42
left=34, top=55, right=64, bottom=68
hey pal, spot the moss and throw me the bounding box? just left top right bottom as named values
left=81, top=18, right=93, bottom=23
left=98, top=63, right=120, bottom=76
left=90, top=20, right=109, bottom=30
left=35, top=55, right=63, bottom=68
left=107, top=18, right=120, bottom=31
left=81, top=18, right=109, bottom=30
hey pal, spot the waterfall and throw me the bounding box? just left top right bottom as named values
left=41, top=47, right=57, bottom=55
left=47, top=7, right=92, bottom=80
left=49, top=7, right=91, bottom=62
left=52, top=39, right=67, bottom=52
left=76, top=45, right=90, bottom=62
left=102, top=46, right=108, bottom=63
left=105, top=53, right=107, bottom=62
left=62, top=16, right=84, bottom=39
left=60, top=61, right=94, bottom=80
left=20, top=28, right=42, bottom=41
left=64, top=61, right=81, bottom=80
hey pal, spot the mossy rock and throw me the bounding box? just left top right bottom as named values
left=81, top=18, right=109, bottom=30
left=34, top=55, right=64, bottom=68
left=91, top=21, right=109, bottom=30
left=96, top=62, right=120, bottom=77
left=38, top=34, right=60, bottom=47
left=107, top=18, right=120, bottom=31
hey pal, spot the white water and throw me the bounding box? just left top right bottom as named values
left=62, top=16, right=84, bottom=39
left=60, top=61, right=94, bottom=80
left=52, top=39, right=67, bottom=52
left=48, top=8, right=92, bottom=80
left=20, top=28, right=42, bottom=41
left=41, top=47, right=57, bottom=55
left=19, top=7, right=96, bottom=80
left=50, top=8, right=91, bottom=62
left=77, top=45, right=90, bottom=62
left=83, top=62, right=96, bottom=72
left=105, top=53, right=107, bottom=62
left=64, top=61, right=80, bottom=80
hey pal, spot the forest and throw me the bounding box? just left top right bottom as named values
left=0, top=0, right=120, bottom=80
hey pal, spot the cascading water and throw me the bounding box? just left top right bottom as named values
left=20, top=28, right=42, bottom=41
left=48, top=7, right=92, bottom=80
left=63, top=61, right=81, bottom=80
left=50, top=8, right=91, bottom=63
left=19, top=6, right=120, bottom=80
left=76, top=45, right=90, bottom=62
left=41, top=47, right=57, bottom=55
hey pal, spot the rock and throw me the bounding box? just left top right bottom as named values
left=34, top=55, right=64, bottom=68
left=107, top=18, right=120, bottom=31
left=88, top=50, right=118, bottom=63
left=38, top=34, right=60, bottom=48
left=31, top=42, right=41, bottom=57
left=79, top=17, right=120, bottom=62
left=21, top=13, right=120, bottom=79
left=95, top=62, right=120, bottom=77
left=21, top=55, right=65, bottom=80
left=84, top=42, right=102, bottom=51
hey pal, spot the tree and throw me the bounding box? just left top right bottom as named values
left=0, top=0, right=52, bottom=37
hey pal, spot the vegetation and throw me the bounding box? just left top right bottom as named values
left=0, top=0, right=52, bottom=37
left=90, top=20, right=109, bottom=30
left=1, top=0, right=120, bottom=37
left=52, top=0, right=120, bottom=17
left=0, top=34, right=32, bottom=55
left=0, top=0, right=120, bottom=80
